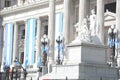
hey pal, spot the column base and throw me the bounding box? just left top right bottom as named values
left=42, top=66, right=48, bottom=75
left=0, top=65, right=4, bottom=72
left=62, top=59, right=68, bottom=65
left=48, top=60, right=54, bottom=73
left=48, top=59, right=54, bottom=64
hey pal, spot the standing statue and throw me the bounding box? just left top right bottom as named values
left=90, top=9, right=97, bottom=36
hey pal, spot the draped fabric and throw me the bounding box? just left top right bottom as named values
left=3, top=23, right=13, bottom=68
left=37, top=53, right=41, bottom=68
left=107, top=37, right=120, bottom=58
left=25, top=18, right=36, bottom=66
left=107, top=37, right=120, bottom=47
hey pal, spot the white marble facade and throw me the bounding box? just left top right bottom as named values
left=0, top=0, right=119, bottom=79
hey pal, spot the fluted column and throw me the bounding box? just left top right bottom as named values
left=63, top=0, right=70, bottom=64
left=48, top=0, right=55, bottom=64
left=12, top=22, right=19, bottom=64
left=24, top=20, right=28, bottom=63
left=36, top=17, right=42, bottom=67
left=97, top=0, right=104, bottom=44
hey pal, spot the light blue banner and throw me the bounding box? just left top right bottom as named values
left=55, top=12, right=63, bottom=61
left=25, top=18, right=36, bottom=66
left=37, top=53, right=41, bottom=68
left=107, top=37, right=120, bottom=47
left=3, top=23, right=13, bottom=67
left=55, top=12, right=63, bottom=36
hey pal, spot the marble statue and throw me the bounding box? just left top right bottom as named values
left=72, top=18, right=91, bottom=43
left=89, top=9, right=97, bottom=36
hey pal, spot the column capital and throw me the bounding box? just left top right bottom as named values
left=13, top=21, right=18, bottom=25
left=36, top=17, right=40, bottom=20
left=24, top=19, right=27, bottom=22
left=2, top=22, right=6, bottom=27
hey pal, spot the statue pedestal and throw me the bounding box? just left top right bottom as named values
left=39, top=42, right=118, bottom=80
left=67, top=42, right=107, bottom=65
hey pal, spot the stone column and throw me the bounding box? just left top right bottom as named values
left=116, top=0, right=120, bottom=38
left=24, top=20, right=28, bottom=63
left=63, top=0, right=70, bottom=64
left=18, top=0, right=21, bottom=5
left=35, top=17, right=42, bottom=67
left=79, top=0, right=87, bottom=27
left=1, top=0, right=5, bottom=8
left=96, top=0, right=104, bottom=44
left=0, top=26, right=3, bottom=67
left=116, top=0, right=120, bottom=67
left=48, top=0, right=55, bottom=64
left=48, top=0, right=55, bottom=73
left=1, top=25, right=4, bottom=72
left=12, top=22, right=19, bottom=64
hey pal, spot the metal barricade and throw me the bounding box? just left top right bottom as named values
left=0, top=72, right=9, bottom=80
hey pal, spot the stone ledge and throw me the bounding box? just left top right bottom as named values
left=67, top=41, right=108, bottom=49
left=40, top=63, right=118, bottom=80
left=0, top=0, right=63, bottom=16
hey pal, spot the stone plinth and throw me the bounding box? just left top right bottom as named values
left=39, top=63, right=118, bottom=80
left=39, top=42, right=118, bottom=80
left=67, top=42, right=107, bottom=65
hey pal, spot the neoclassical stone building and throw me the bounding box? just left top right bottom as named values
left=0, top=0, right=119, bottom=80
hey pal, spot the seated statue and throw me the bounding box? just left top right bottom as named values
left=72, top=18, right=91, bottom=43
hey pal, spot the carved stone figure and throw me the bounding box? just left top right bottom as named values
left=90, top=9, right=97, bottom=36
left=72, top=18, right=91, bottom=43
left=79, top=18, right=91, bottom=42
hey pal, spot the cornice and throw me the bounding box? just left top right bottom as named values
left=0, top=0, right=63, bottom=16
left=0, top=0, right=48, bottom=16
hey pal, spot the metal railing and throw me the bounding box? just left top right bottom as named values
left=0, top=70, right=24, bottom=80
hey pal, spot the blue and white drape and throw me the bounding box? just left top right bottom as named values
left=3, top=23, right=13, bottom=67
left=107, top=37, right=120, bottom=47
left=37, top=53, right=41, bottom=68
left=25, top=18, right=36, bottom=67
left=24, top=13, right=63, bottom=67
left=107, top=37, right=120, bottom=58
left=55, top=12, right=63, bottom=61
